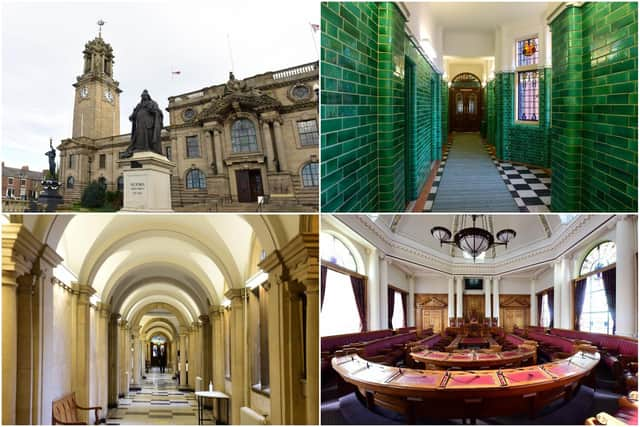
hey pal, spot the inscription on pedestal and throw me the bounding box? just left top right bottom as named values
left=127, top=177, right=147, bottom=209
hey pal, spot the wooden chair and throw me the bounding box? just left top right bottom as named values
left=52, top=392, right=102, bottom=425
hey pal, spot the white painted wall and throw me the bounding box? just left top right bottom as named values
left=405, top=3, right=444, bottom=70
left=535, top=267, right=554, bottom=292
left=415, top=275, right=449, bottom=294
left=51, top=285, right=73, bottom=403
left=499, top=277, right=531, bottom=294
left=388, top=264, right=409, bottom=291
left=495, top=16, right=550, bottom=72
left=444, top=30, right=494, bottom=57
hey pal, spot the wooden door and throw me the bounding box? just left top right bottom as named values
left=463, top=295, right=484, bottom=322
left=236, top=170, right=252, bottom=202
left=422, top=309, right=444, bottom=333
left=450, top=88, right=482, bottom=132
left=499, top=295, right=531, bottom=333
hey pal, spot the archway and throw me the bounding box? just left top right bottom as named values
left=449, top=72, right=483, bottom=132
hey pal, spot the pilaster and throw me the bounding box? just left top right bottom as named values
left=225, top=288, right=248, bottom=425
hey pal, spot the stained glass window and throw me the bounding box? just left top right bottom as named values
left=517, top=71, right=539, bottom=121
left=517, top=37, right=539, bottom=67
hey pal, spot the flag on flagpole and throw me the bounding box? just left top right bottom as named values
left=310, top=23, right=320, bottom=32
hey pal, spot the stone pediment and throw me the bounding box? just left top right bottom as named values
left=200, top=92, right=281, bottom=120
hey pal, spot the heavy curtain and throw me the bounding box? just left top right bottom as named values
left=601, top=268, right=616, bottom=334
left=401, top=291, right=408, bottom=328
left=350, top=275, right=367, bottom=331
left=574, top=279, right=587, bottom=330
left=320, top=265, right=327, bottom=309
left=548, top=288, right=554, bottom=327
left=388, top=288, right=395, bottom=329
left=537, top=293, right=543, bottom=326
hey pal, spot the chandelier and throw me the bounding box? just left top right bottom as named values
left=430, top=215, right=516, bottom=261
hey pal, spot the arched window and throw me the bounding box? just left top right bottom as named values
left=577, top=241, right=616, bottom=334
left=320, top=232, right=364, bottom=336
left=66, top=176, right=75, bottom=189
left=231, top=119, right=258, bottom=153
left=117, top=176, right=124, bottom=192
left=185, top=169, right=206, bottom=189
left=301, top=163, right=318, bottom=187
left=580, top=241, right=616, bottom=275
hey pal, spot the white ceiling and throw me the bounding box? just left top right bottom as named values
left=413, top=2, right=557, bottom=32
left=375, top=214, right=563, bottom=259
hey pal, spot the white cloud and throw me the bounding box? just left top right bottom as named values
left=1, top=0, right=319, bottom=170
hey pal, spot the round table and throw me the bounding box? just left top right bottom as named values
left=194, top=390, right=229, bottom=425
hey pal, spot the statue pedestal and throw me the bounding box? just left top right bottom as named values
left=37, top=179, right=63, bottom=212
left=117, top=151, right=175, bottom=212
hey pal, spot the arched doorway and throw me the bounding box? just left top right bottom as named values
left=449, top=73, right=483, bottom=132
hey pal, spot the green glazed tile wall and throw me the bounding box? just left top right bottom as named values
left=320, top=2, right=443, bottom=212
left=377, top=2, right=406, bottom=211
left=580, top=2, right=638, bottom=211
left=550, top=2, right=637, bottom=212
left=320, top=2, right=380, bottom=212
left=442, top=80, right=449, bottom=146
left=487, top=70, right=551, bottom=167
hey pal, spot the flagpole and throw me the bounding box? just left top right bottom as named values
left=227, top=33, right=235, bottom=74
left=309, top=22, right=319, bottom=59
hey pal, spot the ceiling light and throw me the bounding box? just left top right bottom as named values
left=430, top=215, right=516, bottom=262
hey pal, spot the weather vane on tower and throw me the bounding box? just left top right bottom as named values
left=97, top=19, right=106, bottom=37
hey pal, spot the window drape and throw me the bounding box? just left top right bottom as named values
left=320, top=265, right=327, bottom=309
left=537, top=293, right=543, bottom=326
left=601, top=268, right=616, bottom=334
left=401, top=291, right=408, bottom=328
left=548, top=288, right=554, bottom=327
left=574, top=279, right=587, bottom=330
left=388, top=288, right=395, bottom=329
left=350, top=275, right=367, bottom=332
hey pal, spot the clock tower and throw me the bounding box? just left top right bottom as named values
left=72, top=30, right=121, bottom=139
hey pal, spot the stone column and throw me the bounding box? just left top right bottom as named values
left=272, top=120, right=288, bottom=172
left=364, top=248, right=378, bottom=330
left=408, top=275, right=415, bottom=327
left=484, top=277, right=492, bottom=321
left=209, top=306, right=225, bottom=391
left=530, top=278, right=537, bottom=326
left=179, top=331, right=187, bottom=387
left=132, top=328, right=141, bottom=385
left=204, top=131, right=215, bottom=171
left=455, top=276, right=463, bottom=322
left=379, top=256, right=389, bottom=329
left=118, top=320, right=129, bottom=397
left=199, top=315, right=212, bottom=388
left=492, top=277, right=500, bottom=326
left=108, top=314, right=120, bottom=407
left=262, top=122, right=276, bottom=172
left=16, top=274, right=35, bottom=425
left=171, top=339, right=177, bottom=374
left=447, top=276, right=454, bottom=322
left=212, top=129, right=225, bottom=175
left=303, top=278, right=319, bottom=425
left=74, top=285, right=95, bottom=422
left=226, top=288, right=247, bottom=425
left=615, top=216, right=637, bottom=337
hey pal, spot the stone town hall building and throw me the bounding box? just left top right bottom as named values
left=57, top=33, right=319, bottom=210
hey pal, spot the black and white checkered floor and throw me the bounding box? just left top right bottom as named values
left=423, top=139, right=551, bottom=212
left=106, top=371, right=212, bottom=425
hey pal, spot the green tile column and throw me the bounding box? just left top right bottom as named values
left=377, top=2, right=406, bottom=211
left=441, top=79, right=449, bottom=147
left=550, top=6, right=583, bottom=211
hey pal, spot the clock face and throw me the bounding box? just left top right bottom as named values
left=80, top=86, right=89, bottom=98
left=104, top=89, right=114, bottom=103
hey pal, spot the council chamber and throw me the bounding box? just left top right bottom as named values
left=321, top=214, right=638, bottom=425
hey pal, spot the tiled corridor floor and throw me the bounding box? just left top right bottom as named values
left=419, top=133, right=551, bottom=212
left=106, top=369, right=212, bottom=425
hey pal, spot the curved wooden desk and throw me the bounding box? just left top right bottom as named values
left=411, top=348, right=537, bottom=369
left=332, top=351, right=599, bottom=423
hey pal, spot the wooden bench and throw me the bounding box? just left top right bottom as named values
left=52, top=392, right=102, bottom=425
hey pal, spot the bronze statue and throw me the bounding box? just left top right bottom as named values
left=45, top=138, right=56, bottom=177
left=124, top=89, right=164, bottom=157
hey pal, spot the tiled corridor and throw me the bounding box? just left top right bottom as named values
left=106, top=368, right=208, bottom=425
